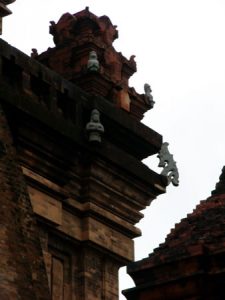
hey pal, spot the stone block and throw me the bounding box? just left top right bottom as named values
left=83, top=217, right=134, bottom=261
left=28, top=186, right=62, bottom=226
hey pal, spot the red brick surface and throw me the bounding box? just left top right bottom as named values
left=37, top=7, right=151, bottom=120
left=0, top=103, right=50, bottom=300
left=124, top=168, right=225, bottom=300
left=0, top=8, right=167, bottom=299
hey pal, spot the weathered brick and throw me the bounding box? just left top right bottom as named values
left=0, top=103, right=50, bottom=300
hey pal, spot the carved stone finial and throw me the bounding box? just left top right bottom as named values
left=86, top=109, right=104, bottom=143
left=144, top=83, right=155, bottom=108
left=49, top=21, right=56, bottom=32
left=31, top=48, right=38, bottom=58
left=87, top=51, right=100, bottom=72
left=129, top=55, right=136, bottom=63
left=158, top=142, right=179, bottom=186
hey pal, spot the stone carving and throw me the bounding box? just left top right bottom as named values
left=158, top=142, right=179, bottom=186
left=86, top=109, right=104, bottom=143
left=31, top=48, right=38, bottom=58
left=144, top=83, right=155, bottom=108
left=87, top=51, right=100, bottom=72
left=49, top=21, right=57, bottom=40
left=129, top=55, right=136, bottom=66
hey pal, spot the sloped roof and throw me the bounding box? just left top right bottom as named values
left=124, top=167, right=225, bottom=299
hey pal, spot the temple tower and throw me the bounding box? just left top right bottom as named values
left=0, top=8, right=170, bottom=300
left=36, top=7, right=153, bottom=119
left=123, top=167, right=225, bottom=300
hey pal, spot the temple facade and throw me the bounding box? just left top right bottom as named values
left=0, top=7, right=168, bottom=300
left=1, top=5, right=223, bottom=300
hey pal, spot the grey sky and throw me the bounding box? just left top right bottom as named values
left=3, top=1, right=225, bottom=298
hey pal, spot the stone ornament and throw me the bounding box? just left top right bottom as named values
left=158, top=142, right=179, bottom=186
left=86, top=109, right=104, bottom=143
left=87, top=51, right=100, bottom=72
left=144, top=83, right=155, bottom=108
left=31, top=48, right=38, bottom=58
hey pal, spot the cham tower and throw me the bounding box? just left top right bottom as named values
left=0, top=6, right=179, bottom=300
left=123, top=168, right=225, bottom=300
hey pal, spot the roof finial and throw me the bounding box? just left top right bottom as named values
left=31, top=48, right=38, bottom=58
left=211, top=166, right=225, bottom=195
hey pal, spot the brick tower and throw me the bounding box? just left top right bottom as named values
left=123, top=167, right=225, bottom=300
left=0, top=7, right=169, bottom=300
left=36, top=7, right=153, bottom=119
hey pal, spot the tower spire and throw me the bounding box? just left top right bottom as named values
left=36, top=8, right=153, bottom=120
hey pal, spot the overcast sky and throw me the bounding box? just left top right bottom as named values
left=3, top=1, right=225, bottom=299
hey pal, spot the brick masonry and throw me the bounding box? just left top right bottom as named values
left=0, top=8, right=168, bottom=300
left=0, top=103, right=50, bottom=300
left=123, top=167, right=225, bottom=300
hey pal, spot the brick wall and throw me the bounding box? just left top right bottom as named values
left=0, top=103, right=50, bottom=300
